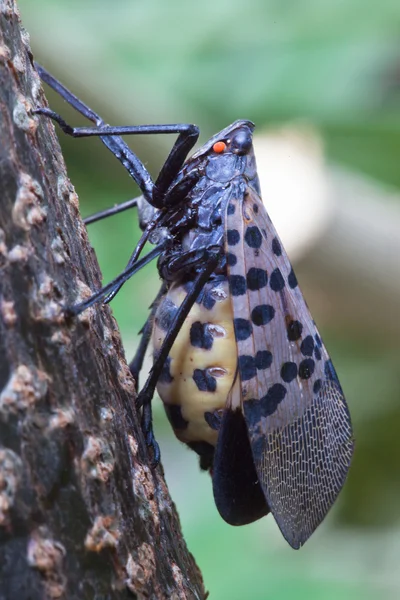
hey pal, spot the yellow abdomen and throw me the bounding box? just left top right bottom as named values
left=152, top=278, right=237, bottom=447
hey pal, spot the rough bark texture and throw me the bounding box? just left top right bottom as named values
left=0, top=2, right=206, bottom=598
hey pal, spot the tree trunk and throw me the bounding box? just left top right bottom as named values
left=0, top=2, right=205, bottom=598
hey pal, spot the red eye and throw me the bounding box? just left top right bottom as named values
left=213, top=141, right=226, bottom=154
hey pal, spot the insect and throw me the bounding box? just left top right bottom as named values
left=34, top=64, right=354, bottom=549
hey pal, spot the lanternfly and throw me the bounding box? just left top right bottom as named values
left=35, top=64, right=354, bottom=549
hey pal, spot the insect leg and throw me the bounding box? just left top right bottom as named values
left=103, top=210, right=168, bottom=304
left=137, top=249, right=223, bottom=464
left=129, top=283, right=167, bottom=385
left=35, top=64, right=199, bottom=207
left=66, top=244, right=165, bottom=316
left=84, top=197, right=139, bottom=225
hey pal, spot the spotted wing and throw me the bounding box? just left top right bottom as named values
left=224, top=184, right=354, bottom=549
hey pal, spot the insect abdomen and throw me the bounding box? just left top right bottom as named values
left=152, top=278, right=237, bottom=451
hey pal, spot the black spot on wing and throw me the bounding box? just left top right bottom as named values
left=315, top=334, right=322, bottom=347
left=193, top=368, right=217, bottom=392
left=246, top=267, right=268, bottom=291
left=288, top=267, right=298, bottom=289
left=239, top=351, right=273, bottom=381
left=255, top=350, right=273, bottom=370
left=229, top=275, right=247, bottom=296
left=190, top=321, right=213, bottom=350
left=234, top=318, right=253, bottom=341
left=227, top=229, right=240, bottom=245
left=244, top=226, right=262, bottom=249
left=298, top=358, right=315, bottom=380
left=227, top=203, right=236, bottom=215
left=281, top=361, right=298, bottom=383
left=313, top=379, right=322, bottom=394
left=287, top=319, right=303, bottom=341
left=272, top=237, right=282, bottom=256
left=324, top=359, right=340, bottom=385
left=300, top=335, right=315, bottom=356
left=238, top=355, right=257, bottom=381
left=270, top=268, right=285, bottom=292
left=244, top=384, right=287, bottom=426
left=251, top=304, right=275, bottom=326
left=260, top=383, right=287, bottom=415
left=226, top=252, right=237, bottom=266
left=314, top=346, right=322, bottom=361
left=155, top=297, right=178, bottom=331
left=253, top=203, right=259, bottom=213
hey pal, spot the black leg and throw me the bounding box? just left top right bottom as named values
left=103, top=212, right=165, bottom=304
left=65, top=244, right=165, bottom=316
left=84, top=197, right=139, bottom=225
left=129, top=282, right=167, bottom=384
left=137, top=250, right=222, bottom=464
left=35, top=64, right=199, bottom=207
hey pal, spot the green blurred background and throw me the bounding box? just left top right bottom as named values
left=18, top=1, right=400, bottom=598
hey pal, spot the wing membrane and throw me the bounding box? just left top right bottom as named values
left=225, top=184, right=354, bottom=548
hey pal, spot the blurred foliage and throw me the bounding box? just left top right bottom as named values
left=18, top=0, right=400, bottom=598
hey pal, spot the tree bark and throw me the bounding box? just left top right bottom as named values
left=0, top=2, right=205, bottom=598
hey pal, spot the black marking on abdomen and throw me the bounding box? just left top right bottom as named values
left=190, top=321, right=213, bottom=350
left=202, top=288, right=217, bottom=310
left=164, top=404, right=188, bottom=430
left=193, top=368, right=217, bottom=392
left=205, top=409, right=223, bottom=431
left=155, top=297, right=178, bottom=331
